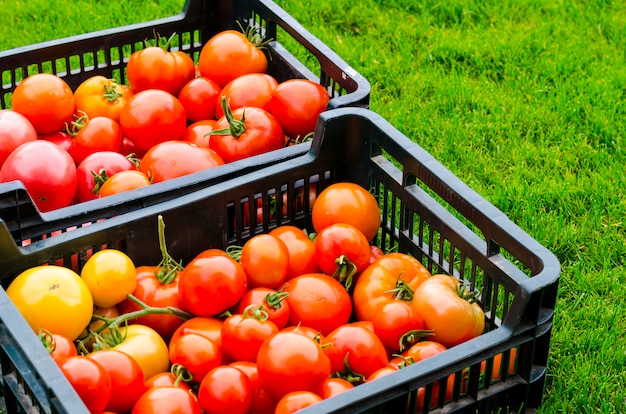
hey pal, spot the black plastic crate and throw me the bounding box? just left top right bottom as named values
left=0, top=0, right=369, bottom=247
left=0, top=107, right=559, bottom=413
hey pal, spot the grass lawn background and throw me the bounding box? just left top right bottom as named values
left=1, top=0, right=625, bottom=412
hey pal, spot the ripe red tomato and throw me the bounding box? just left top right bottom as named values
left=74, top=151, right=136, bottom=203
left=119, top=89, right=187, bottom=152
left=323, top=323, right=389, bottom=383
left=39, top=130, right=73, bottom=153
left=412, top=274, right=485, bottom=348
left=73, top=75, right=133, bottom=122
left=319, top=377, right=354, bottom=399
left=0, top=140, right=77, bottom=212
left=68, top=116, right=123, bottom=165
left=138, top=140, right=224, bottom=183
left=221, top=309, right=279, bottom=362
left=127, top=46, right=195, bottom=96
left=0, top=109, right=37, bottom=168
left=228, top=361, right=277, bottom=414
left=178, top=255, right=248, bottom=317
left=209, top=104, right=284, bottom=163
left=87, top=349, right=146, bottom=413
left=215, top=73, right=278, bottom=118
left=268, top=225, right=320, bottom=280
left=170, top=317, right=224, bottom=350
left=268, top=79, right=330, bottom=140
left=256, top=330, right=331, bottom=401
left=372, top=299, right=427, bottom=353
left=238, top=234, right=290, bottom=289
left=132, top=385, right=203, bottom=414
left=274, top=391, right=322, bottom=414
left=198, top=366, right=254, bottom=414
left=38, top=330, right=77, bottom=365
left=182, top=119, right=216, bottom=148
left=168, top=332, right=222, bottom=384
left=313, top=223, right=371, bottom=287
left=59, top=355, right=112, bottom=413
left=312, top=182, right=381, bottom=242
left=235, top=287, right=290, bottom=330
left=400, top=340, right=448, bottom=365
left=283, top=273, right=352, bottom=336
left=98, top=169, right=151, bottom=197
left=178, top=77, right=222, bottom=122
left=198, top=29, right=268, bottom=87
left=144, top=371, right=192, bottom=391
left=11, top=73, right=75, bottom=134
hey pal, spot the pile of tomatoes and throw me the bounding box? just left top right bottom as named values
left=0, top=26, right=330, bottom=212
left=5, top=182, right=495, bottom=414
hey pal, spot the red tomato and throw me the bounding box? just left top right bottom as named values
left=145, top=371, right=192, bottom=391
left=182, top=119, right=216, bottom=148
left=87, top=349, right=146, bottom=413
left=197, top=366, right=254, bottom=414
left=256, top=330, right=331, bottom=401
left=238, top=234, right=290, bottom=289
left=0, top=140, right=76, bottom=212
left=323, top=323, right=389, bottom=383
left=73, top=75, right=133, bottom=122
left=283, top=273, right=352, bottom=336
left=39, top=130, right=73, bottom=153
left=68, top=116, right=123, bottom=165
left=117, top=265, right=187, bottom=341
left=412, top=274, right=485, bottom=348
left=11, top=73, right=75, bottom=134
left=366, top=365, right=400, bottom=382
left=119, top=89, right=187, bottom=152
left=268, top=79, right=330, bottom=140
left=209, top=104, right=284, bottom=163
left=132, top=386, right=202, bottom=414
left=38, top=330, right=77, bottom=364
left=215, top=73, right=278, bottom=118
left=178, top=77, right=222, bottom=122
left=127, top=46, right=195, bottom=96
left=275, top=391, right=322, bottom=414
left=313, top=223, right=371, bottom=288
left=235, top=287, right=290, bottom=330
left=319, top=377, right=354, bottom=399
left=312, top=182, right=381, bottom=242
left=372, top=299, right=427, bottom=353
left=170, top=317, right=224, bottom=350
left=138, top=140, right=224, bottom=183
left=401, top=340, right=448, bottom=364
left=178, top=255, right=248, bottom=317
left=0, top=109, right=37, bottom=168
left=198, top=29, right=268, bottom=87
left=221, top=309, right=279, bottom=362
left=268, top=225, right=320, bottom=280
left=98, top=169, right=151, bottom=197
left=228, top=361, right=277, bottom=414
left=74, top=151, right=136, bottom=203
left=59, top=355, right=112, bottom=414
left=168, top=332, right=222, bottom=384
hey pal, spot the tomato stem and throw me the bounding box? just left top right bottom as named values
left=385, top=276, right=414, bottom=302
left=331, top=255, right=357, bottom=290
left=170, top=363, right=194, bottom=386
left=91, top=168, right=109, bottom=195
left=331, top=353, right=365, bottom=385
left=265, top=287, right=288, bottom=309
left=242, top=304, right=270, bottom=321
left=37, top=328, right=56, bottom=354
left=226, top=244, right=243, bottom=261
left=102, top=82, right=123, bottom=103
left=398, top=330, right=434, bottom=352
left=209, top=96, right=247, bottom=138
left=154, top=215, right=184, bottom=284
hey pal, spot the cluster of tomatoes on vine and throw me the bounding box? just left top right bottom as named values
left=6, top=182, right=503, bottom=414
left=0, top=25, right=329, bottom=213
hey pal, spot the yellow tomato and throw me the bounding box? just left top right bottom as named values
left=6, top=265, right=93, bottom=340
left=113, top=324, right=170, bottom=380
left=73, top=75, right=134, bottom=122
left=80, top=249, right=137, bottom=308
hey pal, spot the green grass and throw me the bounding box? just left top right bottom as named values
left=1, top=0, right=625, bottom=412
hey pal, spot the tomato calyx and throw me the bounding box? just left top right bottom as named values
left=332, top=255, right=358, bottom=290
left=102, top=81, right=124, bottom=103
left=38, top=328, right=57, bottom=354
left=210, top=96, right=247, bottom=138
left=391, top=354, right=414, bottom=369
left=225, top=244, right=243, bottom=261
left=153, top=215, right=184, bottom=284
left=170, top=363, right=194, bottom=388
left=385, top=276, right=415, bottom=302
left=398, top=330, right=434, bottom=353
left=242, top=304, right=270, bottom=321
left=458, top=283, right=481, bottom=304
left=65, top=111, right=89, bottom=137
left=265, top=286, right=288, bottom=310
left=91, top=168, right=110, bottom=194
left=237, top=21, right=273, bottom=52
left=331, top=354, right=365, bottom=385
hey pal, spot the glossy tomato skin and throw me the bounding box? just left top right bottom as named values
left=138, top=140, right=224, bottom=183
left=198, top=365, right=254, bottom=414
left=256, top=331, right=331, bottom=402
left=69, top=116, right=124, bottom=165
left=168, top=332, right=222, bottom=384
left=132, top=386, right=202, bottom=414
left=372, top=299, right=426, bottom=353
left=274, top=391, right=322, bottom=414
left=113, top=324, right=170, bottom=381
left=313, top=223, right=372, bottom=284
left=120, top=89, right=187, bottom=152
left=221, top=311, right=279, bottom=363
left=39, top=130, right=73, bottom=153
left=73, top=75, right=133, bottom=122
left=0, top=109, right=37, bottom=167
left=283, top=273, right=352, bottom=336
left=235, top=287, right=290, bottom=330
left=87, top=349, right=146, bottom=413
left=268, top=225, right=320, bottom=280
left=209, top=106, right=284, bottom=163
left=80, top=249, right=137, bottom=308
left=11, top=73, right=75, bottom=134
left=312, top=182, right=381, bottom=242
left=178, top=255, right=248, bottom=317
left=239, top=234, right=290, bottom=289
left=39, top=331, right=77, bottom=365
left=215, top=73, right=278, bottom=118
left=170, top=317, right=224, bottom=350
left=319, top=377, right=354, bottom=399
left=182, top=119, right=216, bottom=148
left=6, top=266, right=93, bottom=341
left=74, top=151, right=135, bottom=203
left=228, top=361, right=277, bottom=414
left=412, top=274, right=485, bottom=348
left=178, top=77, right=222, bottom=122
left=98, top=169, right=151, bottom=197
left=198, top=30, right=268, bottom=87
left=268, top=79, right=330, bottom=140
left=127, top=46, right=195, bottom=96
left=59, top=355, right=112, bottom=414
left=0, top=140, right=77, bottom=212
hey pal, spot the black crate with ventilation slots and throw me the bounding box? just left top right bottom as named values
left=0, top=107, right=559, bottom=413
left=0, top=0, right=369, bottom=248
